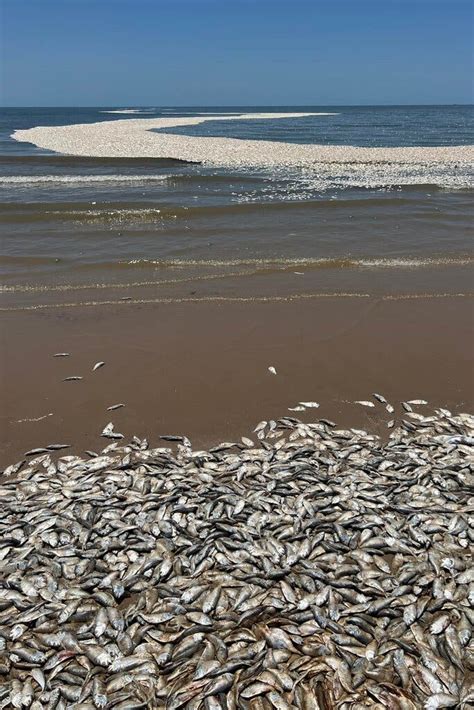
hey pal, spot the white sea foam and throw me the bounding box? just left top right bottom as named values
left=0, top=174, right=170, bottom=185
left=237, top=161, right=474, bottom=196
left=12, top=113, right=474, bottom=185
left=123, top=256, right=473, bottom=269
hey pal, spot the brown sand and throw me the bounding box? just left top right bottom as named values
left=1, top=296, right=472, bottom=467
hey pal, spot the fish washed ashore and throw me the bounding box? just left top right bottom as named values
left=1, top=403, right=473, bottom=709
left=11, top=113, right=474, bottom=167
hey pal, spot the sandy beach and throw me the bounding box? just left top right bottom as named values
left=1, top=294, right=472, bottom=466
left=1, top=293, right=473, bottom=707
left=1, top=104, right=473, bottom=708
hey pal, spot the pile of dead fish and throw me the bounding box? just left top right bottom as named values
left=1, top=403, right=473, bottom=709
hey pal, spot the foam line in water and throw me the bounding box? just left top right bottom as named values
left=1, top=257, right=471, bottom=294
left=13, top=113, right=472, bottom=169
left=0, top=174, right=170, bottom=185
left=1, top=292, right=472, bottom=312
left=123, top=256, right=473, bottom=269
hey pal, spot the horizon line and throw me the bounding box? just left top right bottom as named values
left=1, top=102, right=473, bottom=109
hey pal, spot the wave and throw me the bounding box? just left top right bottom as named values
left=2, top=190, right=470, bottom=225
left=0, top=174, right=171, bottom=185
left=1, top=292, right=472, bottom=313
left=121, top=256, right=474, bottom=270
left=0, top=201, right=168, bottom=224
left=0, top=270, right=254, bottom=293
left=3, top=167, right=471, bottom=194
left=0, top=205, right=167, bottom=224
left=1, top=255, right=472, bottom=294
left=0, top=155, right=193, bottom=167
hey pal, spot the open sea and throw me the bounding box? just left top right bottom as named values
left=0, top=105, right=473, bottom=308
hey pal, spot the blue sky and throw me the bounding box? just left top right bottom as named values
left=1, top=0, right=472, bottom=106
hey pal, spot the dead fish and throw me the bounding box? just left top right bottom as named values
left=354, top=400, right=375, bottom=408
left=424, top=693, right=459, bottom=709
left=0, top=401, right=471, bottom=710
left=53, top=353, right=70, bottom=357
left=46, top=444, right=71, bottom=451
left=240, top=682, right=274, bottom=698
left=63, top=376, right=82, bottom=381
left=268, top=366, right=277, bottom=375
left=241, top=437, right=254, bottom=447
left=107, top=404, right=125, bottom=411
left=299, top=402, right=319, bottom=408
left=2, top=460, right=25, bottom=476
left=319, top=418, right=336, bottom=426
left=101, top=422, right=124, bottom=440
left=93, top=362, right=105, bottom=371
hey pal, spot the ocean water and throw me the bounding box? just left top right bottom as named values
left=0, top=106, right=473, bottom=307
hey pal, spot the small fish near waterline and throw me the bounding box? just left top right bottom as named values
left=268, top=366, right=277, bottom=375
left=0, top=404, right=472, bottom=708
left=101, top=422, right=123, bottom=439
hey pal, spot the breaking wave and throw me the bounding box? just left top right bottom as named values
left=0, top=174, right=170, bottom=185
left=122, top=256, right=474, bottom=270
left=1, top=255, right=472, bottom=295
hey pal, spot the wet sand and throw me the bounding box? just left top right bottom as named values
left=1, top=295, right=473, bottom=467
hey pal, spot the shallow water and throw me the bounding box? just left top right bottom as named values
left=1, top=106, right=473, bottom=308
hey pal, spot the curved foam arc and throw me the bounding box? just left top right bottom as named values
left=12, top=113, right=474, bottom=166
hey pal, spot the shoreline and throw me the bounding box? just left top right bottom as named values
left=1, top=295, right=472, bottom=468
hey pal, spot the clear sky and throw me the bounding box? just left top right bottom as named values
left=1, top=0, right=472, bottom=106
